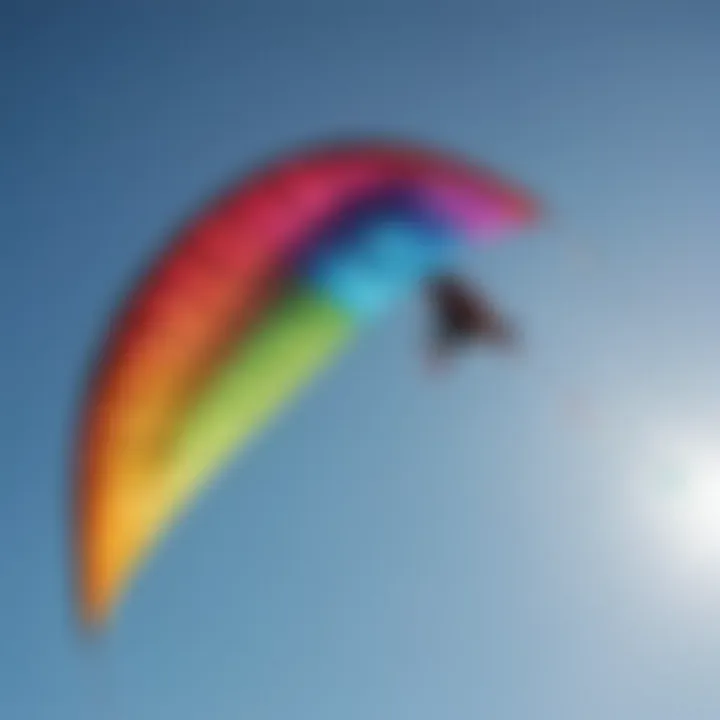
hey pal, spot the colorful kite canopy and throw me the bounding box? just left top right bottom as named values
left=74, top=139, right=539, bottom=628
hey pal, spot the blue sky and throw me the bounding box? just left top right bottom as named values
left=3, top=1, right=720, bottom=718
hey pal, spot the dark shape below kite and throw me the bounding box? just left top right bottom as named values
left=426, top=274, right=518, bottom=367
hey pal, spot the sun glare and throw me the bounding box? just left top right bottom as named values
left=640, top=423, right=720, bottom=569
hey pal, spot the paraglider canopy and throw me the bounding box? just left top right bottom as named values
left=73, top=138, right=540, bottom=629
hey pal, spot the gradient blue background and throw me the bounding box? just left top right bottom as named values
left=3, top=1, right=720, bottom=718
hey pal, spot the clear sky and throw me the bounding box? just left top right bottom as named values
left=3, top=1, right=720, bottom=718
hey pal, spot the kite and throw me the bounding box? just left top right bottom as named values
left=73, top=139, right=540, bottom=628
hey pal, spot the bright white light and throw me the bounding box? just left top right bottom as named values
left=655, top=457, right=720, bottom=564
left=638, top=422, right=720, bottom=570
